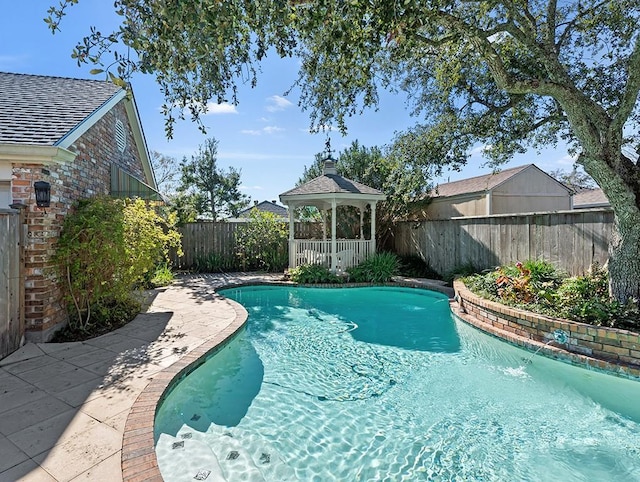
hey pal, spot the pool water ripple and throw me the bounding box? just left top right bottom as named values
left=155, top=286, right=640, bottom=481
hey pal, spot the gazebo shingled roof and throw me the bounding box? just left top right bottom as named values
left=280, top=173, right=384, bottom=197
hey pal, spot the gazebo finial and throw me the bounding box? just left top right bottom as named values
left=322, top=137, right=338, bottom=175
left=323, top=136, right=334, bottom=160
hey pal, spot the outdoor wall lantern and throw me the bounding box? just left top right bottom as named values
left=34, top=181, right=51, bottom=208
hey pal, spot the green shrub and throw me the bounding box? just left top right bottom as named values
left=463, top=260, right=564, bottom=306
left=397, top=255, right=442, bottom=279
left=52, top=297, right=141, bottom=342
left=288, top=264, right=341, bottom=284
left=52, top=196, right=182, bottom=331
left=463, top=270, right=501, bottom=298
left=123, top=198, right=183, bottom=283
left=236, top=210, right=289, bottom=272
left=444, top=262, right=481, bottom=284
left=148, top=263, right=175, bottom=287
left=193, top=252, right=240, bottom=273
left=347, top=252, right=399, bottom=283
left=464, top=261, right=640, bottom=330
left=554, top=266, right=639, bottom=329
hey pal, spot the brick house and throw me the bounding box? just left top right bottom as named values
left=0, top=72, right=160, bottom=343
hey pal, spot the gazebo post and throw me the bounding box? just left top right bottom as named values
left=359, top=207, right=364, bottom=239
left=288, top=203, right=295, bottom=268
left=371, top=202, right=377, bottom=255
left=322, top=209, right=327, bottom=241
left=331, top=199, right=337, bottom=271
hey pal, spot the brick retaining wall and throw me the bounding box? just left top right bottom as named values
left=453, top=280, right=640, bottom=380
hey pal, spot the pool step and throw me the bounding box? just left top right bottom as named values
left=203, top=425, right=297, bottom=481
left=156, top=433, right=225, bottom=481
left=157, top=424, right=298, bottom=481
left=210, top=435, right=267, bottom=481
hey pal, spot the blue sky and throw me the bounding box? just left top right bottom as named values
left=1, top=2, right=575, bottom=203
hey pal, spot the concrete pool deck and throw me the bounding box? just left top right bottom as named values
left=0, top=273, right=452, bottom=481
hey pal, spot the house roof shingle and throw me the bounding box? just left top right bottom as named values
left=431, top=164, right=532, bottom=197
left=280, top=173, right=384, bottom=197
left=237, top=200, right=288, bottom=217
left=573, top=188, right=610, bottom=208
left=0, top=72, right=122, bottom=146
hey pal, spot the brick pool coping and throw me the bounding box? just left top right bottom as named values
left=453, top=279, right=640, bottom=380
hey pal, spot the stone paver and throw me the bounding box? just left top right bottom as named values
left=0, top=273, right=284, bottom=481
left=0, top=273, right=449, bottom=481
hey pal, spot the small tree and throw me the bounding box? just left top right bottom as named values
left=122, top=198, right=183, bottom=282
left=549, top=166, right=597, bottom=192
left=299, top=141, right=430, bottom=247
left=178, top=137, right=249, bottom=221
left=149, top=150, right=180, bottom=196
left=235, top=209, right=288, bottom=272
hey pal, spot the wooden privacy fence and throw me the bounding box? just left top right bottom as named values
left=170, top=221, right=321, bottom=269
left=392, top=209, right=614, bottom=276
left=0, top=210, right=23, bottom=359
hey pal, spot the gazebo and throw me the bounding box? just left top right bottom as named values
left=279, top=155, right=386, bottom=273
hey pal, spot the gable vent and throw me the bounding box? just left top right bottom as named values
left=115, top=119, right=127, bottom=153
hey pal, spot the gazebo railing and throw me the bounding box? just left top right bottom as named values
left=289, top=239, right=373, bottom=270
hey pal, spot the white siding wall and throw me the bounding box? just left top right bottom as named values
left=492, top=167, right=571, bottom=214
left=427, top=194, right=487, bottom=219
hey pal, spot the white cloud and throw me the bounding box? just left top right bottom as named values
left=240, top=185, right=264, bottom=191
left=488, top=31, right=510, bottom=44
left=240, top=126, right=285, bottom=136
left=266, top=95, right=293, bottom=112
left=263, top=125, right=285, bottom=134
left=470, top=144, right=492, bottom=156
left=557, top=153, right=578, bottom=165
left=205, top=102, right=238, bottom=114
left=0, top=54, right=28, bottom=68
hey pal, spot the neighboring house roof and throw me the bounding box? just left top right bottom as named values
left=573, top=188, right=611, bottom=209
left=237, top=200, right=288, bottom=218
left=0, top=72, right=121, bottom=145
left=430, top=164, right=563, bottom=198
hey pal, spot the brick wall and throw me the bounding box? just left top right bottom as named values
left=453, top=280, right=640, bottom=379
left=11, top=100, right=147, bottom=341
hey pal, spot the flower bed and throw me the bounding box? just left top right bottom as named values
left=453, top=279, right=640, bottom=380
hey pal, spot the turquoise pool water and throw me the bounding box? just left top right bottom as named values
left=155, top=286, right=640, bottom=481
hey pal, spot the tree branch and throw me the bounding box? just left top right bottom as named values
left=555, top=0, right=611, bottom=50
left=545, top=0, right=558, bottom=50
left=610, top=37, right=640, bottom=139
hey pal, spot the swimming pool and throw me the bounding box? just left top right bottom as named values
left=155, top=286, right=640, bottom=481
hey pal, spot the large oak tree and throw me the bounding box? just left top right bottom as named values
left=48, top=1, right=640, bottom=302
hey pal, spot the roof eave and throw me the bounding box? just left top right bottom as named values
left=280, top=192, right=386, bottom=207
left=123, top=90, right=157, bottom=189
left=430, top=190, right=487, bottom=200
left=0, top=143, right=77, bottom=164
